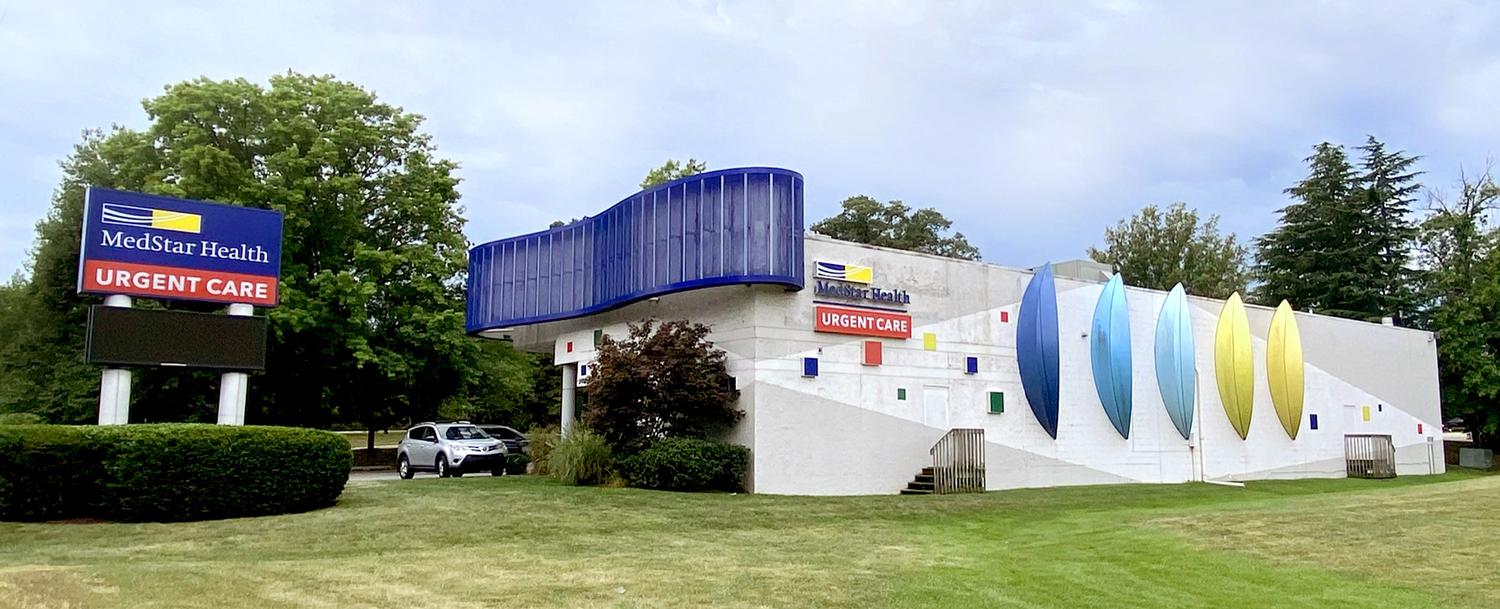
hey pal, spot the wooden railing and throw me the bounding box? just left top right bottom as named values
left=1345, top=434, right=1397, bottom=479
left=931, top=428, right=985, bottom=494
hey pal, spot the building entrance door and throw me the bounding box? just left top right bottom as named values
left=923, top=385, right=950, bottom=429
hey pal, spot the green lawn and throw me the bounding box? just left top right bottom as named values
left=1, top=471, right=1496, bottom=609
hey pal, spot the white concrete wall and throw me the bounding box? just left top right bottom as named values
left=508, top=233, right=1444, bottom=495
left=748, top=235, right=1443, bottom=494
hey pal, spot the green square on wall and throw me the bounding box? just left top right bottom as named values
left=897, top=388, right=907, bottom=401
left=988, top=391, right=1004, bottom=414
left=593, top=329, right=603, bottom=347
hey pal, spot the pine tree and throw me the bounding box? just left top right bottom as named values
left=1353, top=136, right=1421, bottom=321
left=1254, top=143, right=1369, bottom=317
left=1253, top=140, right=1422, bottom=321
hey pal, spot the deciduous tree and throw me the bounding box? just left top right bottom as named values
left=582, top=320, right=741, bottom=454
left=812, top=195, right=980, bottom=260
left=0, top=73, right=513, bottom=428
left=1087, top=202, right=1248, bottom=298
left=640, top=158, right=707, bottom=189
left=1414, top=168, right=1500, bottom=448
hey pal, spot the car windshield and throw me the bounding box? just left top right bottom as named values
left=445, top=426, right=489, bottom=440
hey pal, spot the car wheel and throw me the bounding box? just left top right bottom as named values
left=398, top=455, right=414, bottom=479
left=435, top=456, right=449, bottom=478
left=491, top=466, right=504, bottom=477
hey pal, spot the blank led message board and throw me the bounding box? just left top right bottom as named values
left=85, top=305, right=267, bottom=370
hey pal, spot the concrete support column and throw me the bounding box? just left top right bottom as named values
left=97, top=295, right=132, bottom=425
left=561, top=362, right=578, bottom=438
left=216, top=303, right=253, bottom=425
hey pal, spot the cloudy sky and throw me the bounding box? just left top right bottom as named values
left=2, top=1, right=1498, bottom=277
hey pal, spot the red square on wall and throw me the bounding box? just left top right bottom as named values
left=863, top=340, right=883, bottom=366
left=566, top=341, right=573, bottom=353
left=1000, top=311, right=1009, bottom=323
left=1418, top=423, right=1423, bottom=435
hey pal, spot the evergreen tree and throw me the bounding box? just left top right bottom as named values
left=1254, top=143, right=1366, bottom=316
left=1353, top=136, right=1422, bottom=320
left=1253, top=139, right=1421, bottom=320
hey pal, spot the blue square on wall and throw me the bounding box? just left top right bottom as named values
left=965, top=356, right=979, bottom=375
left=1309, top=414, right=1319, bottom=430
left=802, top=357, right=818, bottom=378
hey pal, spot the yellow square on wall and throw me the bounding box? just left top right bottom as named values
left=1361, top=405, right=1371, bottom=422
left=923, top=332, right=937, bottom=351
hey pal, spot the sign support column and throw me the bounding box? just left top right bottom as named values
left=561, top=363, right=578, bottom=438
left=97, top=295, right=132, bottom=425
left=216, top=303, right=253, bottom=425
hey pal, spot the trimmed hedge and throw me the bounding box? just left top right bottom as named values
left=0, top=424, right=351, bottom=522
left=0, top=413, right=46, bottom=425
left=620, top=438, right=748, bottom=492
left=0, top=425, right=101, bottom=520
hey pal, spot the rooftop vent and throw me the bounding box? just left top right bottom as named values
left=1044, top=259, right=1115, bottom=283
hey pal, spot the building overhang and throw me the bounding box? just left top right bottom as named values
left=465, top=167, right=805, bottom=334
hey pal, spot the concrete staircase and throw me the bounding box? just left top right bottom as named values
left=900, top=466, right=935, bottom=495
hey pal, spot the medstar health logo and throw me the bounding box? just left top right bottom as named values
left=101, top=203, right=203, bottom=234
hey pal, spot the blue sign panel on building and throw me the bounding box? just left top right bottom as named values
left=77, top=187, right=284, bottom=306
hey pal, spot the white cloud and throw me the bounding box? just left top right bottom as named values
left=1, top=0, right=1498, bottom=276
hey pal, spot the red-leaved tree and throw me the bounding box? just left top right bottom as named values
left=582, top=320, right=742, bottom=454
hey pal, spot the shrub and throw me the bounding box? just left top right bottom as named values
left=94, top=425, right=351, bottom=521
left=0, top=424, right=351, bottom=522
left=546, top=429, right=613, bottom=486
left=526, top=424, right=561, bottom=475
left=0, top=425, right=102, bottom=520
left=506, top=452, right=530, bottom=475
left=583, top=320, right=743, bottom=454
left=620, top=438, right=749, bottom=492
left=0, top=413, right=45, bottom=425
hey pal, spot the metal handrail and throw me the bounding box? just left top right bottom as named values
left=1344, top=434, right=1396, bottom=479
left=930, top=428, right=985, bottom=494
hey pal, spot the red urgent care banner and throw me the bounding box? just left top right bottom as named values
left=80, top=259, right=278, bottom=306
left=815, top=305, right=912, bottom=339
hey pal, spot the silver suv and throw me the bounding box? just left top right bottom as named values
left=397, top=422, right=508, bottom=479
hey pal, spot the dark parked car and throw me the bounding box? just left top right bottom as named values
left=477, top=424, right=529, bottom=455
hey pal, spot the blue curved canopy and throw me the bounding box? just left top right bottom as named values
left=466, top=167, right=804, bottom=332
left=1016, top=264, right=1060, bottom=438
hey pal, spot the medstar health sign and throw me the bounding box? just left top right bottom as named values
left=77, top=188, right=284, bottom=306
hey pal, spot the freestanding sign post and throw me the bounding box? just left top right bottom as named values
left=78, top=187, right=283, bottom=424
left=97, top=294, right=133, bottom=425
left=216, top=303, right=255, bottom=424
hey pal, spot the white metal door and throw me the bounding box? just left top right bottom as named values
left=923, top=385, right=950, bottom=429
